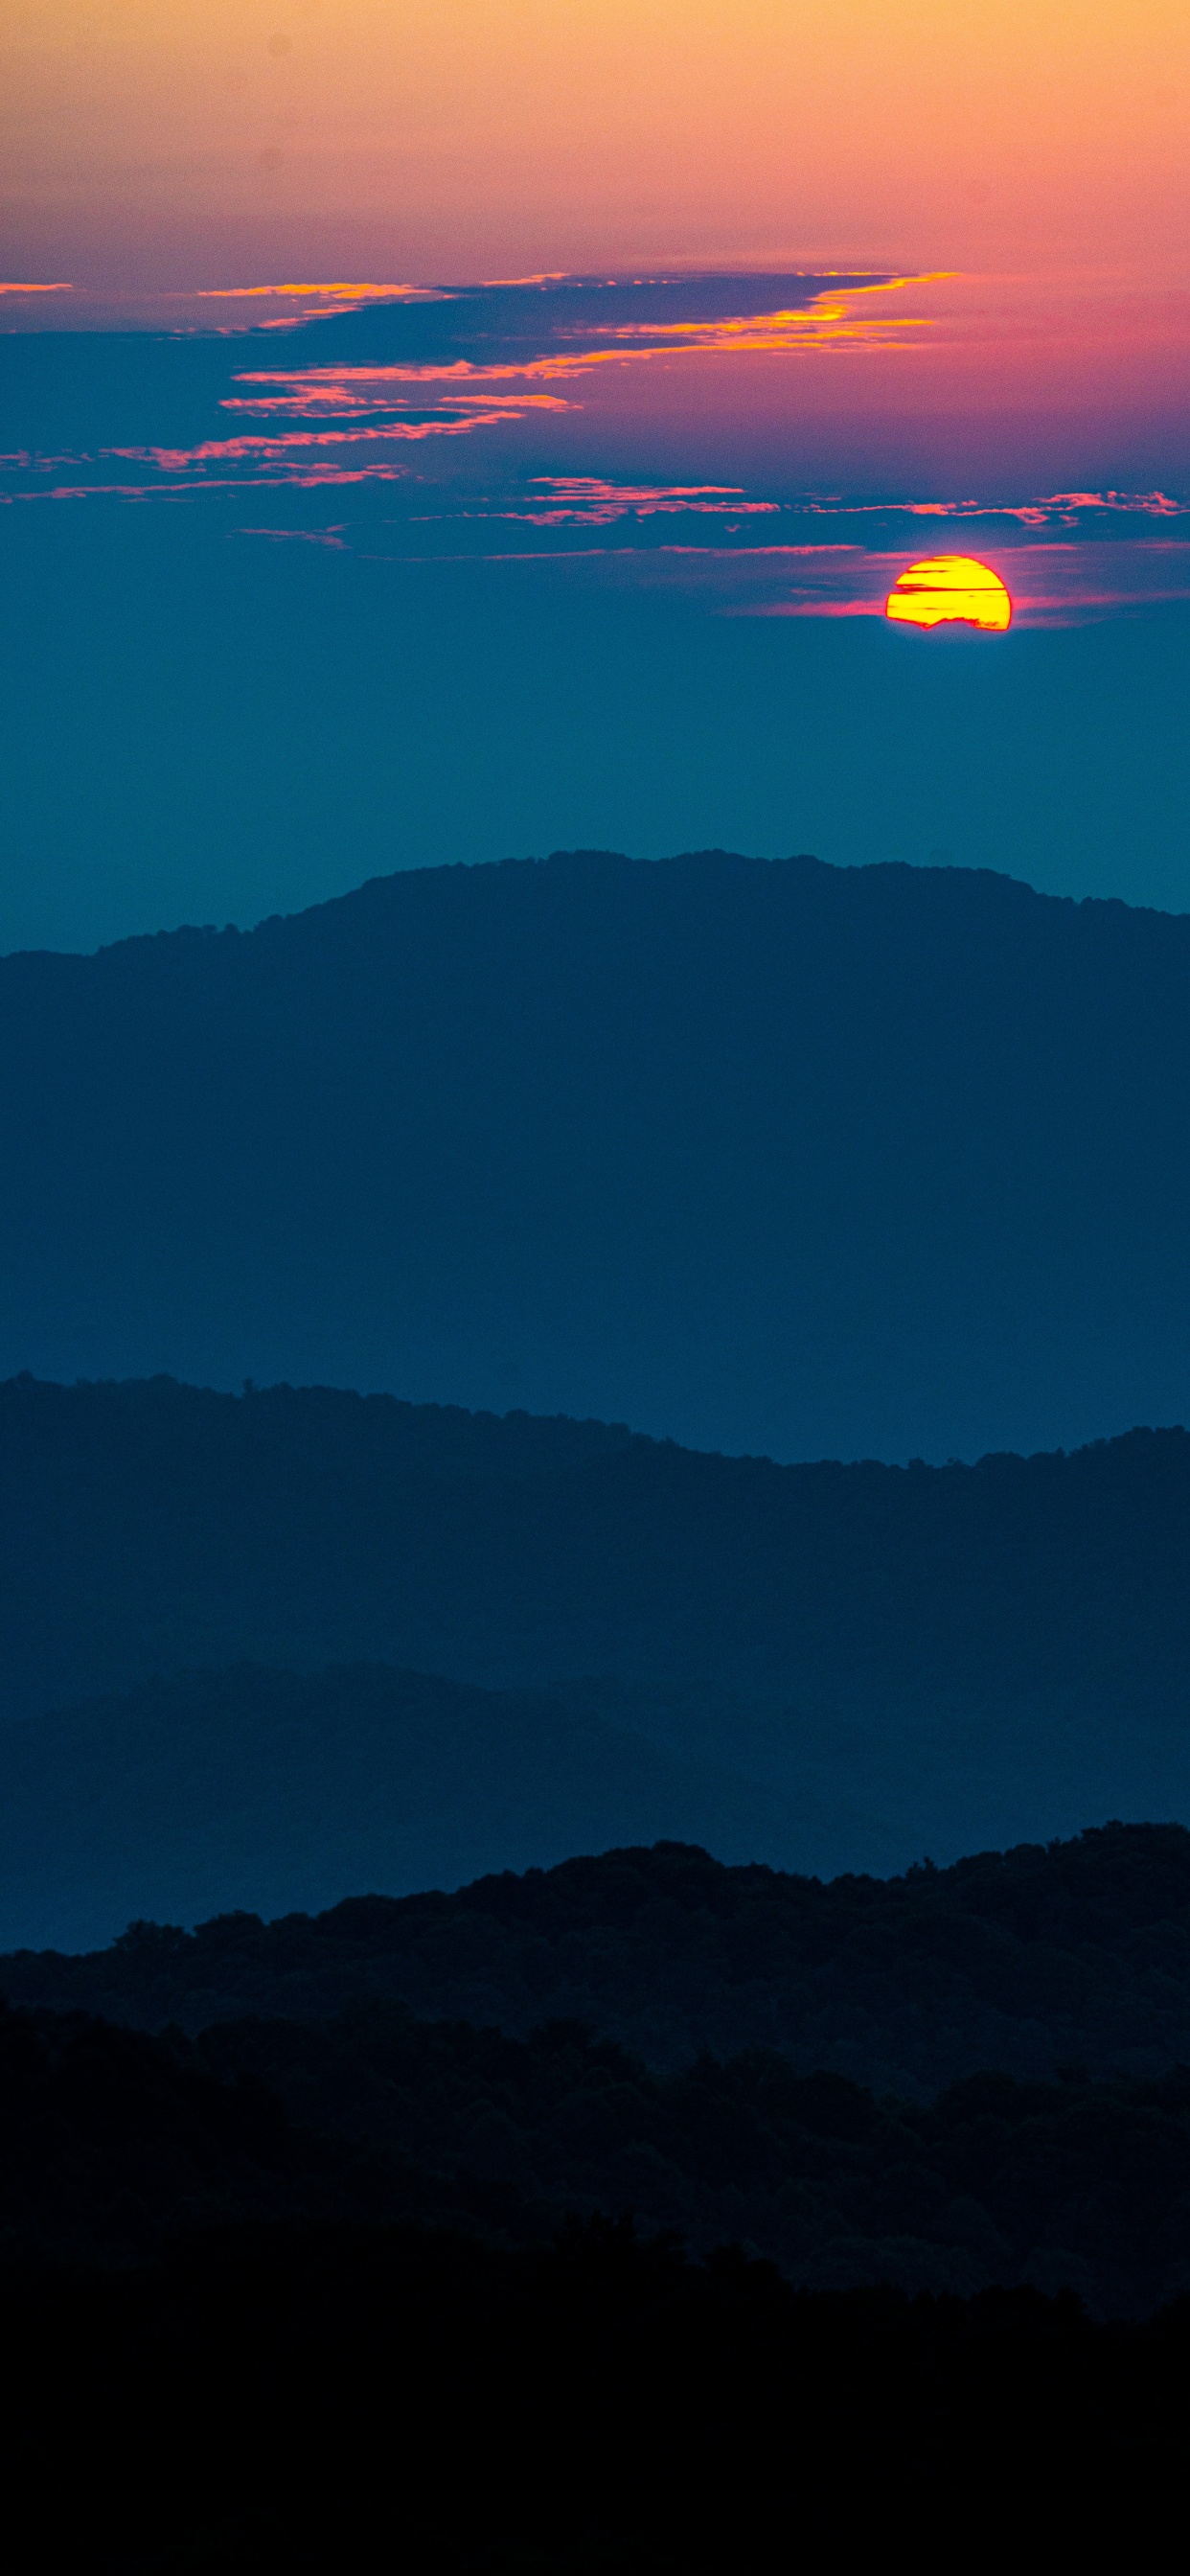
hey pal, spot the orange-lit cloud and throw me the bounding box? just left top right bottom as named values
left=578, top=275, right=944, bottom=353
left=195, top=283, right=445, bottom=301
left=215, top=277, right=942, bottom=436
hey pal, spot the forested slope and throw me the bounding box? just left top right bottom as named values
left=4, top=1993, right=1190, bottom=2314
left=9, top=1828, right=1190, bottom=2100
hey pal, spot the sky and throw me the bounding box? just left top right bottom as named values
left=1, top=1, right=1188, bottom=952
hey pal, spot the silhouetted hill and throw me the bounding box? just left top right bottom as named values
left=6, top=849, right=1190, bottom=1460
left=0, top=1999, right=491, bottom=2266
left=9, top=1828, right=1190, bottom=2100
left=3, top=1377, right=1190, bottom=1876
left=184, top=2013, right=1190, bottom=2316
left=5, top=1993, right=1190, bottom=2314
left=0, top=1666, right=791, bottom=1951
left=7, top=2218, right=1183, bottom=2566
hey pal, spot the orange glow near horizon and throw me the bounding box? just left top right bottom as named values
left=885, top=557, right=1013, bottom=631
left=1, top=3, right=1186, bottom=292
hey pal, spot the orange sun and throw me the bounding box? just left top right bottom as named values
left=885, top=555, right=1012, bottom=632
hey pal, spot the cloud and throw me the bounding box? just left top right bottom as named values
left=4, top=269, right=1184, bottom=595
left=908, top=491, right=1187, bottom=529
left=197, top=282, right=446, bottom=299
left=446, top=532, right=1190, bottom=628
left=75, top=402, right=570, bottom=496
left=218, top=272, right=938, bottom=421
left=194, top=282, right=451, bottom=321
left=0, top=270, right=937, bottom=503
left=238, top=525, right=349, bottom=548
left=492, top=477, right=779, bottom=526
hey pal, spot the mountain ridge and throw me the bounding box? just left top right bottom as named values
left=0, top=1661, right=793, bottom=1952
left=7, top=1824, right=1190, bottom=2104
left=11, top=846, right=1188, bottom=974
left=2, top=1377, right=1190, bottom=1887
left=6, top=845, right=1190, bottom=1457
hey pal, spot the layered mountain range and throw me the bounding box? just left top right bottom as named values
left=2, top=1375, right=1190, bottom=1936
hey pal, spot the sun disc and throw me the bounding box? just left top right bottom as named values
left=885, top=555, right=1012, bottom=632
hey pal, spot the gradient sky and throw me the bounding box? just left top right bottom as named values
left=4, top=1, right=1187, bottom=283
left=1, top=2, right=1187, bottom=951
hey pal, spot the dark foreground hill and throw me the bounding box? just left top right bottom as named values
left=6, top=848, right=1190, bottom=1460
left=5, top=1993, right=1190, bottom=2314
left=4, top=1377, right=1190, bottom=1880
left=6, top=2217, right=1184, bottom=2567
left=0, top=1999, right=501, bottom=2268
left=9, top=1828, right=1190, bottom=2101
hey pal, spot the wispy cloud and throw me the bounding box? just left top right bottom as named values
left=908, top=491, right=1187, bottom=528
left=193, top=282, right=452, bottom=325
left=459, top=532, right=1190, bottom=627
left=107, top=408, right=566, bottom=477
left=3, top=269, right=1184, bottom=598
left=222, top=362, right=582, bottom=417
left=221, top=274, right=938, bottom=424
left=569, top=273, right=947, bottom=356
left=722, top=536, right=1190, bottom=623
left=495, top=477, right=779, bottom=526
left=195, top=283, right=446, bottom=303
left=238, top=524, right=349, bottom=548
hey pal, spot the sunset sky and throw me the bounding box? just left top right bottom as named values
left=4, top=0, right=1187, bottom=283
left=1, top=1, right=1187, bottom=950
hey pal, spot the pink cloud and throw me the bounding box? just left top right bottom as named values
left=195, top=283, right=445, bottom=303
left=97, top=403, right=568, bottom=490
left=223, top=362, right=584, bottom=418
left=495, top=476, right=779, bottom=526
left=909, top=490, right=1187, bottom=528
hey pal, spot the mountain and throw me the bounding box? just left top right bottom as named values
left=9, top=1827, right=1190, bottom=2102
left=181, top=2010, right=1190, bottom=2316
left=3, top=1376, right=1190, bottom=1880
left=0, top=1665, right=791, bottom=1952
left=0, top=1997, right=471, bottom=2267
left=5, top=848, right=1190, bottom=1461
left=6, top=1990, right=1190, bottom=2314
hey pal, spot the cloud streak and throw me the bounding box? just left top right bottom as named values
left=1, top=268, right=1183, bottom=636
left=496, top=478, right=779, bottom=526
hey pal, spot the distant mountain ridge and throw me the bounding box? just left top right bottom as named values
left=6, top=848, right=1190, bottom=1459
left=0, top=1663, right=791, bottom=1952
left=4, top=1377, right=1190, bottom=1891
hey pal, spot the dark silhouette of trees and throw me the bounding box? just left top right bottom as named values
left=3, top=1993, right=1190, bottom=2314
left=2, top=2215, right=1187, bottom=2567
left=10, top=1824, right=1190, bottom=2099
